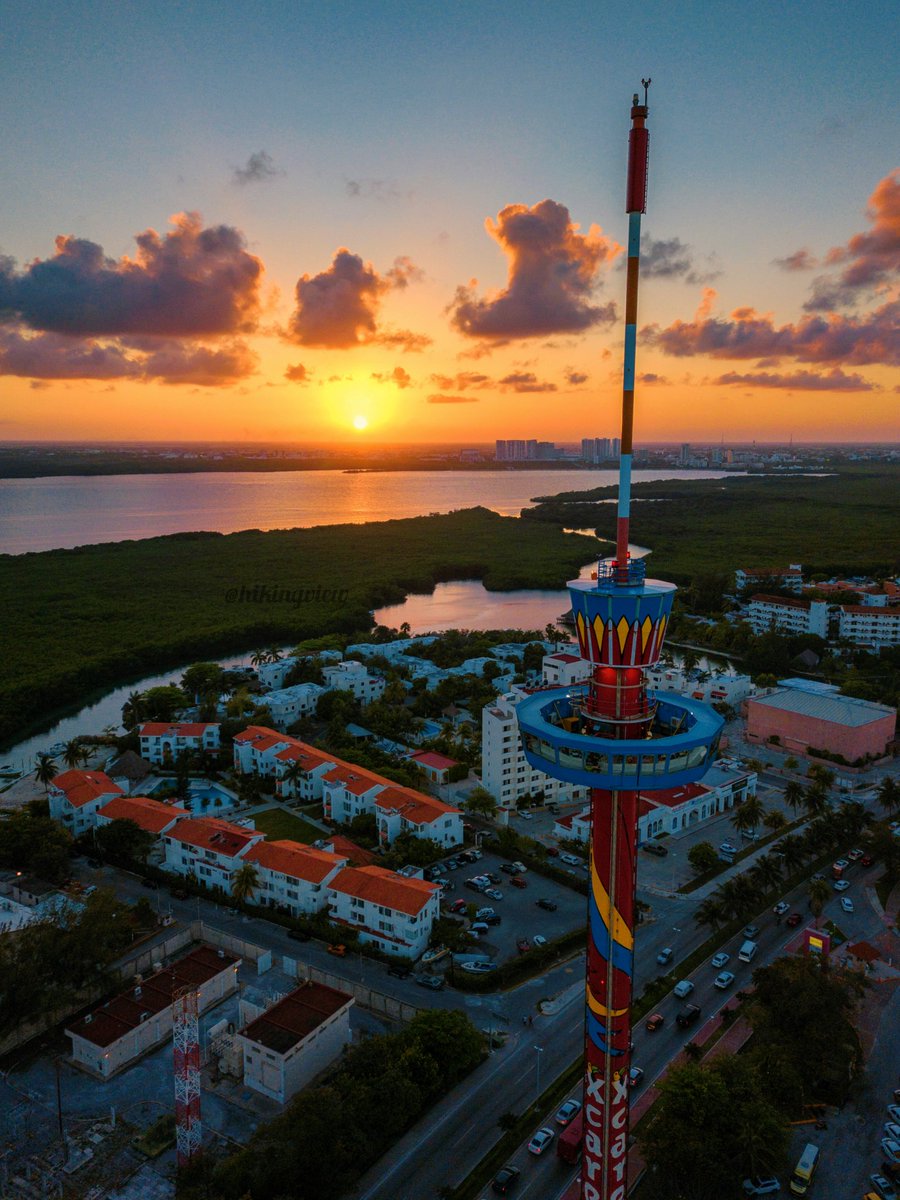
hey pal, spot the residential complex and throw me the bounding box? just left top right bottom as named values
left=48, top=769, right=124, bottom=837
left=836, top=604, right=900, bottom=649
left=734, top=566, right=804, bottom=594
left=138, top=722, right=221, bottom=765
left=264, top=683, right=327, bottom=730
left=747, top=594, right=830, bottom=637
left=482, top=689, right=589, bottom=810
left=326, top=864, right=440, bottom=957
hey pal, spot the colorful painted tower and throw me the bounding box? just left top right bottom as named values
left=516, top=85, right=724, bottom=1200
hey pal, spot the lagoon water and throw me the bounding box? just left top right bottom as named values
left=0, top=467, right=729, bottom=554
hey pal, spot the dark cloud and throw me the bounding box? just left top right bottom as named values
left=0, top=326, right=255, bottom=385
left=773, top=249, right=818, bottom=272
left=643, top=290, right=899, bottom=367
left=427, top=394, right=478, bottom=404
left=430, top=371, right=492, bottom=391
left=344, top=178, right=412, bottom=201
left=372, top=366, right=412, bottom=388
left=713, top=368, right=873, bottom=391
left=498, top=371, right=557, bottom=393
left=285, top=362, right=310, bottom=382
left=232, top=150, right=282, bottom=186
left=287, top=249, right=419, bottom=348
left=638, top=372, right=668, bottom=384
left=375, top=328, right=433, bottom=352
left=0, top=212, right=262, bottom=337
left=565, top=368, right=588, bottom=385
left=450, top=199, right=619, bottom=339
left=385, top=257, right=424, bottom=288
left=804, top=170, right=900, bottom=310
left=636, top=235, right=720, bottom=284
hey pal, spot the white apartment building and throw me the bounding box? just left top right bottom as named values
left=163, top=817, right=264, bottom=890
left=264, top=683, right=326, bottom=730
left=244, top=839, right=347, bottom=916
left=238, top=982, right=353, bottom=1104
left=644, top=664, right=755, bottom=707
left=321, top=660, right=385, bottom=704
left=373, top=786, right=463, bottom=849
left=837, top=604, right=900, bottom=649
left=735, top=566, right=803, bottom=595
left=481, top=689, right=589, bottom=810
left=48, top=770, right=124, bottom=837
left=257, top=657, right=298, bottom=690
left=542, top=651, right=592, bottom=687
left=137, top=722, right=220, bottom=765
left=95, top=794, right=189, bottom=844
left=327, top=865, right=440, bottom=957
left=321, top=766, right=386, bottom=824
left=747, top=594, right=829, bottom=638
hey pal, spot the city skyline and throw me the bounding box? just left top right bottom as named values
left=1, top=1, right=898, bottom=444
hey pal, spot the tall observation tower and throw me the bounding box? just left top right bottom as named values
left=516, top=85, right=724, bottom=1200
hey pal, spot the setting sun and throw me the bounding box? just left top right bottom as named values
left=352, top=415, right=368, bottom=431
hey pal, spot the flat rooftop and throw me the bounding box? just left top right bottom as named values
left=239, top=981, right=352, bottom=1055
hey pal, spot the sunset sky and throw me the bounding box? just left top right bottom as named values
left=1, top=1, right=897, bottom=444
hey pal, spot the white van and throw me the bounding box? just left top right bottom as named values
left=738, top=939, right=758, bottom=963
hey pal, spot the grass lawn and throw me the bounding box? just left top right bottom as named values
left=253, top=805, right=327, bottom=843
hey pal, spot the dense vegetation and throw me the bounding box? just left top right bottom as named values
left=521, top=466, right=900, bottom=583
left=0, top=508, right=595, bottom=745
left=180, top=1009, right=484, bottom=1200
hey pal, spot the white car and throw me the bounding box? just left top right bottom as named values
left=673, top=980, right=694, bottom=998
left=518, top=811, right=533, bottom=820
left=533, top=935, right=547, bottom=947
left=881, top=1137, right=900, bottom=1165
left=527, top=1127, right=555, bottom=1156
left=773, top=901, right=789, bottom=916
left=714, top=971, right=736, bottom=989
left=833, top=879, right=850, bottom=891
left=711, top=952, right=730, bottom=969
left=840, top=896, right=854, bottom=913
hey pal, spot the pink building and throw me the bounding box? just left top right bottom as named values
left=747, top=688, right=895, bottom=763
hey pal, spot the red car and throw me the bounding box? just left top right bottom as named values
left=511, top=875, right=527, bottom=889
left=546, top=847, right=559, bottom=857
left=516, top=937, right=531, bottom=953
left=861, top=854, right=873, bottom=867
left=786, top=912, right=803, bottom=928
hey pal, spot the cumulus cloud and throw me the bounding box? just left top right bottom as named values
left=773, top=248, right=818, bottom=272
left=385, top=256, right=424, bottom=288
left=427, top=394, right=478, bottom=404
left=0, top=212, right=263, bottom=337
left=285, top=362, right=310, bottom=382
left=287, top=249, right=420, bottom=348
left=804, top=170, right=900, bottom=311
left=232, top=150, right=282, bottom=186
left=564, top=368, right=589, bottom=385
left=636, top=235, right=720, bottom=284
left=0, top=327, right=255, bottom=384
left=638, top=372, right=668, bottom=384
left=430, top=371, right=492, bottom=391
left=713, top=368, right=873, bottom=391
left=450, top=199, right=620, bottom=339
left=643, top=291, right=900, bottom=367
left=498, top=371, right=557, bottom=393
left=372, top=366, right=412, bottom=388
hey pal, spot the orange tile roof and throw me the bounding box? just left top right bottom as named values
left=321, top=835, right=378, bottom=867
left=97, top=795, right=189, bottom=834
left=51, top=770, right=123, bottom=808
left=246, top=839, right=346, bottom=883
left=167, top=817, right=260, bottom=857
left=329, top=865, right=438, bottom=916
left=322, top=765, right=381, bottom=795
left=407, top=750, right=459, bottom=770
left=750, top=593, right=811, bottom=610
left=374, top=785, right=460, bottom=825
left=274, top=744, right=334, bottom=769
left=138, top=722, right=218, bottom=737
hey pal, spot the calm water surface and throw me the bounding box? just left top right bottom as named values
left=0, top=468, right=730, bottom=554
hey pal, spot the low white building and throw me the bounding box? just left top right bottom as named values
left=735, top=566, right=803, bottom=594
left=48, top=770, right=124, bottom=837
left=163, top=817, right=264, bottom=891
left=327, top=865, right=439, bottom=957
left=542, top=651, right=591, bottom=687
left=373, top=786, right=463, bottom=849
left=237, top=981, right=353, bottom=1104
left=481, top=689, right=589, bottom=811
left=747, top=595, right=829, bottom=638
left=644, top=664, right=755, bottom=707
left=264, top=683, right=326, bottom=730
left=138, top=722, right=221, bottom=766
left=66, top=945, right=240, bottom=1078
left=245, top=839, right=347, bottom=916
left=257, top=657, right=298, bottom=690
left=95, top=794, right=189, bottom=845
left=837, top=604, right=900, bottom=649
left=321, top=660, right=385, bottom=705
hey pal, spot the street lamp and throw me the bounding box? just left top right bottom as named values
left=533, top=1044, right=544, bottom=1100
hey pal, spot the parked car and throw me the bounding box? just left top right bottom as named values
left=645, top=1013, right=665, bottom=1032
left=533, top=935, right=547, bottom=947
left=642, top=841, right=668, bottom=857
left=833, top=879, right=850, bottom=892
left=526, top=1127, right=555, bottom=1155
left=484, top=914, right=502, bottom=926
left=720, top=842, right=738, bottom=855
left=675, top=1003, right=702, bottom=1028
left=449, top=899, right=468, bottom=913
left=516, top=937, right=531, bottom=953
left=773, top=901, right=789, bottom=916
left=656, top=947, right=674, bottom=965
left=714, top=971, right=736, bottom=989
left=887, top=1105, right=900, bottom=1123
left=673, top=980, right=694, bottom=998
left=518, top=811, right=533, bottom=820
left=511, top=875, right=527, bottom=889
left=742, top=1179, right=781, bottom=1196
left=555, top=1098, right=582, bottom=1126
left=848, top=847, right=864, bottom=861
left=869, top=1174, right=898, bottom=1200
left=546, top=846, right=559, bottom=857
left=840, top=896, right=855, bottom=912
left=881, top=1138, right=900, bottom=1165
left=485, top=888, right=504, bottom=901
left=491, top=1165, right=520, bottom=1194
left=327, top=943, right=346, bottom=957
left=511, top=861, right=527, bottom=873
left=743, top=924, right=760, bottom=939
left=414, top=974, right=444, bottom=990
left=536, top=898, right=558, bottom=912
left=711, top=952, right=730, bottom=968
left=885, top=1123, right=900, bottom=1142
left=287, top=928, right=310, bottom=942
left=444, top=858, right=460, bottom=871
left=500, top=863, right=518, bottom=875
left=786, top=912, right=803, bottom=927
left=559, top=852, right=581, bottom=866
left=476, top=907, right=495, bottom=920
left=629, top=1066, right=644, bottom=1086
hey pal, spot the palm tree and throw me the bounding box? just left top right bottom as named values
left=775, top=833, right=806, bottom=876
left=783, top=780, right=806, bottom=817
left=231, top=863, right=260, bottom=906
left=62, top=739, right=85, bottom=769
left=807, top=877, right=832, bottom=928
left=694, top=895, right=728, bottom=932
left=34, top=752, right=58, bottom=792
left=122, top=690, right=145, bottom=731
left=714, top=879, right=744, bottom=922
left=266, top=646, right=283, bottom=663
left=877, top=777, right=900, bottom=819
left=280, top=760, right=304, bottom=799
left=732, top=795, right=765, bottom=838
left=750, top=853, right=783, bottom=893
left=731, top=873, right=764, bottom=919
left=763, top=810, right=787, bottom=833
left=250, top=650, right=267, bottom=669
left=807, top=763, right=836, bottom=791
left=802, top=784, right=829, bottom=820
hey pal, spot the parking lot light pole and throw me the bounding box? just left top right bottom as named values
left=534, top=1044, right=543, bottom=1100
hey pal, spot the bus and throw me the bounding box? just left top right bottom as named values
left=789, top=1143, right=820, bottom=1195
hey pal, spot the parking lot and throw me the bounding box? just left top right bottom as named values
left=429, top=847, right=586, bottom=966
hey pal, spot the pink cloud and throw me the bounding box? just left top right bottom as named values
left=805, top=170, right=900, bottom=309
left=713, top=368, right=873, bottom=391
left=287, top=249, right=421, bottom=348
